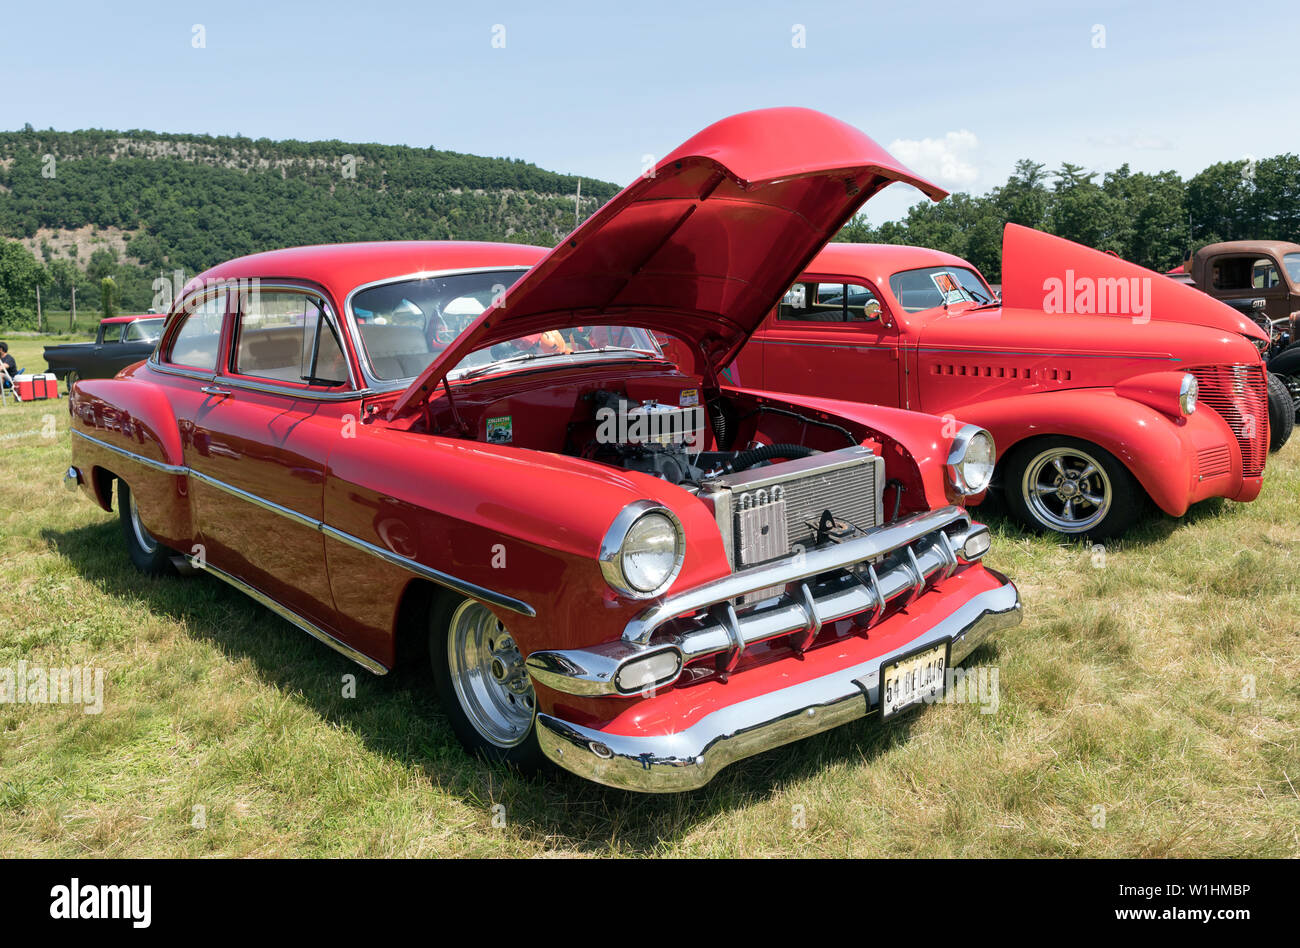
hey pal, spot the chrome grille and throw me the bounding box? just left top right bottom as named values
left=1190, top=364, right=1268, bottom=478
left=696, top=445, right=884, bottom=581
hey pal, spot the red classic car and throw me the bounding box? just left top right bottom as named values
left=721, top=228, right=1276, bottom=538
left=62, top=108, right=1021, bottom=792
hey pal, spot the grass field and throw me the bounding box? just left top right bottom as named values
left=1, top=334, right=1297, bottom=857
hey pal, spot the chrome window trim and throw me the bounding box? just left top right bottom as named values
left=70, top=428, right=535, bottom=619
left=155, top=284, right=232, bottom=374
left=341, top=266, right=533, bottom=391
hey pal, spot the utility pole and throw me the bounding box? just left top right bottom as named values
left=69, top=285, right=76, bottom=333
left=574, top=178, right=581, bottom=228
left=36, top=285, right=42, bottom=332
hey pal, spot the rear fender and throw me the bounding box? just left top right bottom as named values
left=69, top=377, right=194, bottom=549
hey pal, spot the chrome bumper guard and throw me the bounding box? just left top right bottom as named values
left=527, top=506, right=984, bottom=697
left=536, top=577, right=1021, bottom=792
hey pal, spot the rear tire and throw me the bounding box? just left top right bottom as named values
left=1002, top=437, right=1144, bottom=540
left=428, top=593, right=543, bottom=772
left=1266, top=372, right=1294, bottom=451
left=65, top=370, right=79, bottom=394
left=117, top=480, right=177, bottom=576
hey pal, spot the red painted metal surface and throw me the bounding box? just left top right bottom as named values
left=739, top=228, right=1270, bottom=516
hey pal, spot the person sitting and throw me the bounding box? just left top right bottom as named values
left=0, top=342, right=21, bottom=388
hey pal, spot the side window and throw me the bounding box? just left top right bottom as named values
left=778, top=282, right=880, bottom=322
left=125, top=319, right=164, bottom=343
left=167, top=292, right=227, bottom=371
left=1252, top=259, right=1280, bottom=290
left=232, top=291, right=349, bottom=387
left=101, top=324, right=123, bottom=344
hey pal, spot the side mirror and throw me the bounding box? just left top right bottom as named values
left=855, top=300, right=882, bottom=321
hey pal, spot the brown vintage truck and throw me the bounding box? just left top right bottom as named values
left=1175, top=240, right=1300, bottom=437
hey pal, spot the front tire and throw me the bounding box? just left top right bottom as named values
left=428, top=594, right=543, bottom=772
left=1003, top=437, right=1144, bottom=539
left=117, top=480, right=177, bottom=575
left=1266, top=373, right=1294, bottom=451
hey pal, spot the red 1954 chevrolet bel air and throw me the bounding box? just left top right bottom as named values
left=722, top=229, right=1275, bottom=538
left=62, top=108, right=1020, bottom=791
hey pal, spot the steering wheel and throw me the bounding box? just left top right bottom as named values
left=428, top=307, right=456, bottom=346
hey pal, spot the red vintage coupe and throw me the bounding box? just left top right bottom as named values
left=62, top=109, right=1021, bottom=791
left=722, top=228, right=1275, bottom=538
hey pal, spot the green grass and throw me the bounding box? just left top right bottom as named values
left=1, top=392, right=1297, bottom=857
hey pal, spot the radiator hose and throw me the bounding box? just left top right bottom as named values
left=728, top=443, right=816, bottom=472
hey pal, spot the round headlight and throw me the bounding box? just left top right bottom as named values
left=1179, top=373, right=1198, bottom=415
left=599, top=503, right=684, bottom=598
left=947, top=426, right=996, bottom=495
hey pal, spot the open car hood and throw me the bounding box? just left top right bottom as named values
left=1000, top=224, right=1269, bottom=343
left=391, top=107, right=946, bottom=416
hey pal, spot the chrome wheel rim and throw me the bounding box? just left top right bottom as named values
left=128, top=490, right=158, bottom=554
left=446, top=600, right=535, bottom=748
left=1022, top=447, right=1112, bottom=533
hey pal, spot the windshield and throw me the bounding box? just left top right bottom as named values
left=124, top=318, right=165, bottom=343
left=889, top=265, right=994, bottom=312
left=1284, top=253, right=1300, bottom=286
left=350, top=270, right=661, bottom=382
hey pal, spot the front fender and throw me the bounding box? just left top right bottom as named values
left=726, top=386, right=963, bottom=511
left=324, top=425, right=734, bottom=663
left=950, top=389, right=1236, bottom=516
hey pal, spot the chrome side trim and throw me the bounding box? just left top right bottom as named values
left=72, top=428, right=187, bottom=475
left=187, top=468, right=321, bottom=531
left=202, top=562, right=389, bottom=675
left=536, top=579, right=1021, bottom=792
left=318, top=524, right=536, bottom=618
left=70, top=428, right=535, bottom=618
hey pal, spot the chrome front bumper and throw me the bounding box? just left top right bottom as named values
left=528, top=505, right=984, bottom=696
left=536, top=576, right=1020, bottom=792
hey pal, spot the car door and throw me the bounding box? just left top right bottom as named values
left=179, top=285, right=358, bottom=630
left=757, top=276, right=903, bottom=406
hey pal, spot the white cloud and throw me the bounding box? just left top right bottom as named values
left=887, top=130, right=980, bottom=187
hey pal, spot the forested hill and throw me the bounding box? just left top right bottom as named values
left=0, top=126, right=619, bottom=317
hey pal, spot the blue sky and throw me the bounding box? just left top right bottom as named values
left=2, top=0, right=1296, bottom=223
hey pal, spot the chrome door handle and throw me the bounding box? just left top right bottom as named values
left=200, top=385, right=233, bottom=398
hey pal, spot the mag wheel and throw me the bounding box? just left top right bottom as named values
left=117, top=480, right=177, bottom=575
left=1004, top=437, right=1143, bottom=539
left=429, top=595, right=542, bottom=771
left=1266, top=373, right=1293, bottom=451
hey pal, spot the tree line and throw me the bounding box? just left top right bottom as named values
left=1, top=124, right=1298, bottom=330
left=837, top=155, right=1300, bottom=281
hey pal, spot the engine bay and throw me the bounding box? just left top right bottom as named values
left=414, top=363, right=871, bottom=489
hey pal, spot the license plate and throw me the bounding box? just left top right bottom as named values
left=880, top=640, right=950, bottom=719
